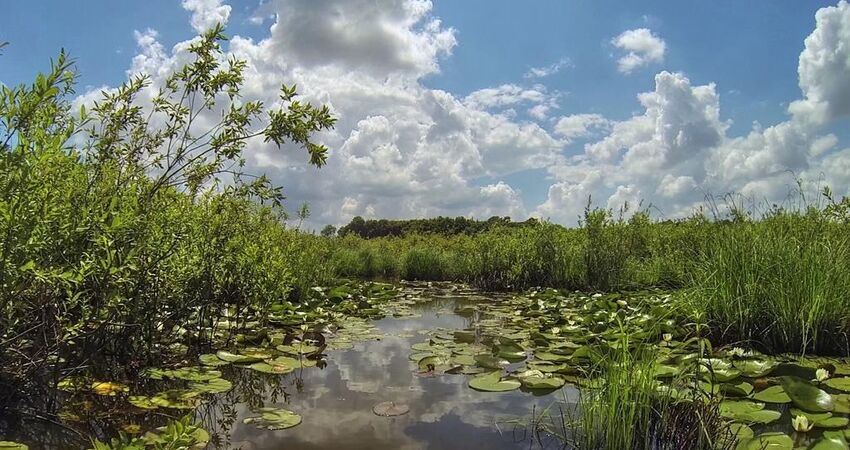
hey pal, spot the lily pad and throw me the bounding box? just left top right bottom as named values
left=752, top=385, right=791, bottom=404
left=199, top=353, right=230, bottom=367
left=780, top=376, right=834, bottom=413
left=0, top=442, right=28, bottom=450
left=825, top=377, right=850, bottom=393
left=811, top=435, right=850, bottom=450
left=247, top=362, right=294, bottom=374
left=215, top=350, right=261, bottom=364
left=719, top=400, right=781, bottom=424
left=521, top=376, right=566, bottom=390
left=91, top=381, right=129, bottom=396
left=468, top=371, right=521, bottom=392
left=190, top=378, right=233, bottom=394
left=243, top=408, right=302, bottom=430
left=737, top=432, right=793, bottom=450
left=372, top=401, right=410, bottom=417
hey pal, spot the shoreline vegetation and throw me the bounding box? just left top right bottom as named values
left=3, top=26, right=850, bottom=450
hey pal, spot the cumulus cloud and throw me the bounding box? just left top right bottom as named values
left=612, top=28, right=666, bottom=74
left=537, top=3, right=850, bottom=224
left=81, top=1, right=850, bottom=228
left=181, top=0, right=231, bottom=33
left=87, top=0, right=566, bottom=228
left=523, top=57, right=572, bottom=79
left=554, top=114, right=610, bottom=140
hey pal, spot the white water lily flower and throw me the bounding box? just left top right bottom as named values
left=792, top=415, right=813, bottom=432
left=662, top=333, right=673, bottom=342
left=815, top=368, right=830, bottom=382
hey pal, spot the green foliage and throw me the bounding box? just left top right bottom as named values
left=337, top=215, right=539, bottom=238
left=0, top=26, right=335, bottom=394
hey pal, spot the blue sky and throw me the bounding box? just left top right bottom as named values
left=3, top=1, right=850, bottom=226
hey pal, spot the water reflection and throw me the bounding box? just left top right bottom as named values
left=219, top=296, right=569, bottom=450
left=0, top=289, right=574, bottom=449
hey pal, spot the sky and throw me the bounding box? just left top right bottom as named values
left=3, top=0, right=850, bottom=228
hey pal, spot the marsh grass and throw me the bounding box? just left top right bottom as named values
left=558, top=330, right=727, bottom=450
left=686, top=210, right=850, bottom=355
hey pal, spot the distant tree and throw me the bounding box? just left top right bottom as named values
left=320, top=224, right=337, bottom=237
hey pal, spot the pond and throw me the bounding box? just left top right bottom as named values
left=3, top=281, right=850, bottom=450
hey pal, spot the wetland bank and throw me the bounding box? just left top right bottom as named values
left=4, top=16, right=850, bottom=450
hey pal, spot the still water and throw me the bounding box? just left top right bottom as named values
left=221, top=295, right=571, bottom=449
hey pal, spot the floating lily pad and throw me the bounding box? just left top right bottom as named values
left=0, top=442, right=28, bottom=450
left=243, top=408, right=302, bottom=430
left=199, top=353, right=230, bottom=367
left=468, top=371, right=521, bottom=392
left=372, top=401, right=410, bottom=417
left=815, top=417, right=850, bottom=429
left=128, top=396, right=159, bottom=410
left=474, top=355, right=508, bottom=369
left=736, top=359, right=778, bottom=378
left=215, top=350, right=261, bottom=364
left=247, top=362, right=294, bottom=374
left=737, top=432, right=793, bottom=450
left=780, top=376, right=834, bottom=413
left=91, top=381, right=128, bottom=396
left=521, top=376, right=566, bottom=390
left=811, top=435, right=850, bottom=450
left=190, top=378, right=233, bottom=394
left=825, top=377, right=850, bottom=393
left=752, top=385, right=791, bottom=403
left=719, top=400, right=781, bottom=424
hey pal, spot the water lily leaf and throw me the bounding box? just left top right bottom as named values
left=533, top=351, right=571, bottom=363
left=409, top=352, right=436, bottom=363
left=468, top=371, right=521, bottom=392
left=736, top=359, right=778, bottom=378
left=199, top=354, right=230, bottom=367
left=247, top=362, right=295, bottom=374
left=474, top=354, right=508, bottom=369
left=0, top=442, right=28, bottom=450
left=372, top=401, right=410, bottom=417
left=169, top=367, right=222, bottom=382
left=780, top=376, right=834, bottom=412
left=149, top=390, right=200, bottom=409
left=276, top=344, right=320, bottom=355
left=144, top=424, right=209, bottom=449
left=190, top=378, right=233, bottom=394
left=719, top=400, right=781, bottom=424
left=495, top=337, right=526, bottom=360
left=815, top=417, right=850, bottom=429
left=215, top=350, right=261, bottom=364
left=243, top=407, right=302, bottom=430
left=833, top=394, right=850, bottom=414
left=789, top=408, right=832, bottom=422
left=520, top=376, right=566, bottom=390
left=653, top=364, right=679, bottom=379
left=411, top=342, right=436, bottom=352
left=752, top=385, right=791, bottom=404
left=91, top=381, right=128, bottom=396
left=128, top=396, right=159, bottom=410
left=737, top=432, right=793, bottom=450
left=811, top=435, right=850, bottom=450
left=825, top=377, right=850, bottom=393
left=720, top=381, right=754, bottom=397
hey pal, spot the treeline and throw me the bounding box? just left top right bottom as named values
left=332, top=215, right=543, bottom=238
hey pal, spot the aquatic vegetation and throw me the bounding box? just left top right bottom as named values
left=242, top=408, right=302, bottom=430
left=372, top=401, right=410, bottom=417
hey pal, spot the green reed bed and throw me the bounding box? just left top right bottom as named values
left=685, top=211, right=850, bottom=356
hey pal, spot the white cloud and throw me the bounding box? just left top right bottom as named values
left=82, top=1, right=850, bottom=229
left=554, top=114, right=610, bottom=140
left=612, top=28, right=666, bottom=74
left=87, top=0, right=567, bottom=228
left=181, top=0, right=231, bottom=33
left=523, top=57, right=572, bottom=79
